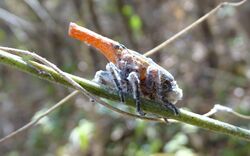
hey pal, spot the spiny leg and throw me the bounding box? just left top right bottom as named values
left=146, top=66, right=169, bottom=122
left=146, top=66, right=158, bottom=92
left=128, top=72, right=145, bottom=116
left=146, top=68, right=154, bottom=90
left=106, top=62, right=125, bottom=102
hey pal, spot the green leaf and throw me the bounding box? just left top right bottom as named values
left=70, top=119, right=94, bottom=150
left=129, top=15, right=142, bottom=31
left=164, top=133, right=188, bottom=152
left=122, top=5, right=133, bottom=17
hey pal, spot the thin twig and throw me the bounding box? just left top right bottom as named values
left=1, top=49, right=250, bottom=141
left=144, top=0, right=247, bottom=56
left=0, top=47, right=164, bottom=122
left=0, top=46, right=93, bottom=98
left=0, top=90, right=79, bottom=143
left=232, top=111, right=250, bottom=120
left=204, top=104, right=250, bottom=120
left=0, top=47, right=164, bottom=143
left=0, top=0, right=248, bottom=143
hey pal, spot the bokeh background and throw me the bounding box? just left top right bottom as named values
left=1, top=0, right=250, bottom=155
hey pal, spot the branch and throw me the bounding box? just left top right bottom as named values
left=144, top=0, right=247, bottom=56
left=0, top=49, right=250, bottom=141
left=204, top=104, right=250, bottom=120
left=0, top=47, right=165, bottom=142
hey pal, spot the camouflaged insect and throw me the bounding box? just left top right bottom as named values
left=69, top=23, right=183, bottom=116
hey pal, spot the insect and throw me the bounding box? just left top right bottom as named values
left=68, top=22, right=183, bottom=116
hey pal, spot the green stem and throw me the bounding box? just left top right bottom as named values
left=0, top=49, right=250, bottom=141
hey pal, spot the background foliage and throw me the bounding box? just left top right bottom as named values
left=0, top=0, right=250, bottom=155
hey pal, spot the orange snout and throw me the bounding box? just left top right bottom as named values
left=68, top=22, right=118, bottom=63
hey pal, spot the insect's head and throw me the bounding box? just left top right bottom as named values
left=113, top=44, right=126, bottom=51
left=69, top=22, right=125, bottom=64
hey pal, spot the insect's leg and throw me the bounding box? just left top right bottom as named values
left=106, top=62, right=125, bottom=102
left=157, top=71, right=179, bottom=115
left=163, top=101, right=179, bottom=115
left=93, top=70, right=115, bottom=88
left=127, top=72, right=146, bottom=116
left=146, top=66, right=158, bottom=91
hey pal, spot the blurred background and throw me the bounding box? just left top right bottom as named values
left=0, top=0, right=250, bottom=155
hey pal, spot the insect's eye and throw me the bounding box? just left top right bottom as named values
left=114, top=44, right=121, bottom=50
left=114, top=44, right=127, bottom=50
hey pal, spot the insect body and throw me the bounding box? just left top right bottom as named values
left=69, top=23, right=183, bottom=115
